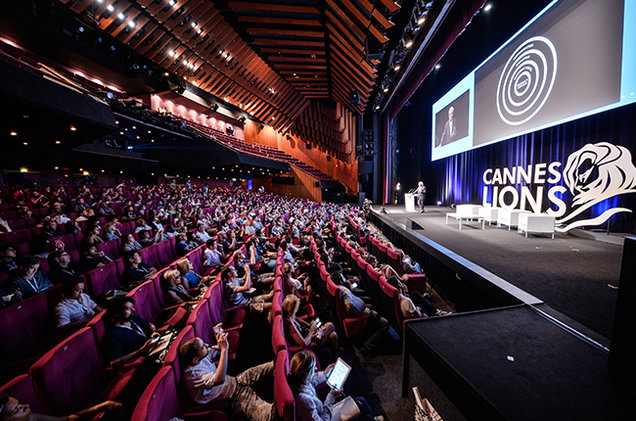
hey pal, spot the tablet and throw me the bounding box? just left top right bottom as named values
left=326, top=358, right=351, bottom=391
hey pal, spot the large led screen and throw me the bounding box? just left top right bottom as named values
left=431, top=0, right=636, bottom=161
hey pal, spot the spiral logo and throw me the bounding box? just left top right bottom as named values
left=496, top=36, right=557, bottom=126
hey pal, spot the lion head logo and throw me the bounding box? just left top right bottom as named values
left=556, top=142, right=636, bottom=230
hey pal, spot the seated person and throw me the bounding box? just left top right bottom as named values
left=81, top=245, right=113, bottom=272
left=177, top=258, right=208, bottom=289
left=82, top=225, right=104, bottom=247
left=134, top=218, right=152, bottom=233
left=54, top=277, right=102, bottom=330
left=282, top=262, right=311, bottom=300
left=193, top=223, right=212, bottom=245
left=47, top=250, right=78, bottom=285
left=31, top=219, right=61, bottom=258
left=0, top=282, right=22, bottom=309
left=121, top=234, right=142, bottom=254
left=0, top=217, right=11, bottom=233
left=0, top=245, right=18, bottom=274
left=121, top=250, right=157, bottom=289
left=174, top=232, right=195, bottom=257
left=180, top=334, right=274, bottom=420
left=202, top=238, right=223, bottom=269
left=221, top=264, right=272, bottom=313
left=160, top=269, right=197, bottom=306
left=138, top=229, right=159, bottom=248
left=10, top=257, right=52, bottom=299
left=386, top=277, right=447, bottom=318
left=282, top=294, right=338, bottom=357
left=339, top=284, right=390, bottom=357
left=0, top=394, right=122, bottom=421
left=104, top=296, right=159, bottom=367
left=103, top=222, right=121, bottom=241
left=287, top=351, right=375, bottom=421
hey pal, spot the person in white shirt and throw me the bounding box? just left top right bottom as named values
left=180, top=333, right=274, bottom=421
left=54, top=278, right=102, bottom=330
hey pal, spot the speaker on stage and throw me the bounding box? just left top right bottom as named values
left=609, top=236, right=636, bottom=396
left=406, top=218, right=424, bottom=230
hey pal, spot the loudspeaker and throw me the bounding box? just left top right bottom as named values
left=609, top=236, right=636, bottom=395
left=349, top=90, right=360, bottom=106
left=314, top=181, right=320, bottom=188
left=406, top=218, right=424, bottom=230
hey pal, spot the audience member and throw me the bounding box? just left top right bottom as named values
left=47, top=250, right=78, bottom=285
left=160, top=269, right=196, bottom=306
left=0, top=394, right=122, bottom=421
left=10, top=256, right=52, bottom=299
left=121, top=234, right=142, bottom=253
left=54, top=277, right=102, bottom=330
left=121, top=250, right=156, bottom=288
left=0, top=245, right=18, bottom=274
left=180, top=335, right=275, bottom=420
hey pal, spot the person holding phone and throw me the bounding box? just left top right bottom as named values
left=287, top=351, right=377, bottom=421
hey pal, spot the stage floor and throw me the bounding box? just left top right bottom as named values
left=373, top=205, right=624, bottom=339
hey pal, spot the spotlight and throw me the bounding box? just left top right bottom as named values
left=127, top=20, right=136, bottom=28
left=405, top=40, right=413, bottom=48
left=383, top=87, right=389, bottom=93
left=169, top=0, right=175, bottom=5
left=435, top=63, right=441, bottom=70
left=10, top=130, right=17, bottom=136
left=107, top=5, right=114, bottom=12
left=484, top=3, right=492, bottom=12
left=394, top=64, right=401, bottom=71
left=168, top=50, right=175, bottom=57
left=417, top=16, right=425, bottom=25
left=20, top=167, right=28, bottom=173
left=117, top=13, right=125, bottom=21
left=436, top=200, right=442, bottom=206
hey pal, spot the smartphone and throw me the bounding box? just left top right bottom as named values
left=213, top=325, right=223, bottom=335
left=149, top=336, right=160, bottom=343
left=314, top=318, right=322, bottom=328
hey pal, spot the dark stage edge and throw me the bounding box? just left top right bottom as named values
left=372, top=205, right=622, bottom=339
left=402, top=305, right=632, bottom=421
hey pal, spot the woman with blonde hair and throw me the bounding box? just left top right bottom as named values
left=287, top=351, right=375, bottom=421
left=176, top=258, right=210, bottom=289
left=282, top=294, right=338, bottom=358
left=161, top=269, right=197, bottom=306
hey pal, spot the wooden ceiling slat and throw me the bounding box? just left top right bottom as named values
left=227, top=2, right=319, bottom=14
left=268, top=56, right=327, bottom=64
left=325, top=7, right=364, bottom=43
left=368, top=23, right=389, bottom=44
left=372, top=9, right=395, bottom=30
left=379, top=0, right=401, bottom=14
left=275, top=64, right=326, bottom=70
left=252, top=39, right=325, bottom=48
left=337, top=0, right=370, bottom=29
left=325, top=21, right=364, bottom=55
left=129, top=22, right=158, bottom=49
left=260, top=48, right=325, bottom=55
left=330, top=46, right=374, bottom=83
left=248, top=28, right=324, bottom=38
left=329, top=33, right=376, bottom=76
left=238, top=16, right=322, bottom=27
left=120, top=15, right=150, bottom=44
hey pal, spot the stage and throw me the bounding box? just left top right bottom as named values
left=371, top=205, right=623, bottom=340
left=367, top=205, right=632, bottom=419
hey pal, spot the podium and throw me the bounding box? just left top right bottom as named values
left=404, top=193, right=417, bottom=212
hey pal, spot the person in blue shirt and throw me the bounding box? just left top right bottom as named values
left=10, top=257, right=52, bottom=299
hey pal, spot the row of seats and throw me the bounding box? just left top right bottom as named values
left=0, top=243, right=213, bottom=417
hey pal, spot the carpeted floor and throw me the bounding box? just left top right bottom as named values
left=377, top=206, right=623, bottom=339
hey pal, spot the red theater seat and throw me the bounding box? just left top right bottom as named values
left=0, top=374, right=43, bottom=414
left=274, top=349, right=295, bottom=421
left=85, top=263, right=120, bottom=297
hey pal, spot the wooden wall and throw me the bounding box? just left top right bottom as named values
left=251, top=166, right=322, bottom=202
left=243, top=120, right=358, bottom=193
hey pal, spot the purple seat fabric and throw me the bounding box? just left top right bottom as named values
left=189, top=298, right=239, bottom=356
left=207, top=280, right=246, bottom=330
left=272, top=314, right=286, bottom=354
left=1, top=229, right=32, bottom=245
left=162, top=325, right=195, bottom=386
left=188, top=246, right=204, bottom=275
left=274, top=349, right=295, bottom=421
left=127, top=279, right=164, bottom=325
left=156, top=240, right=174, bottom=267
left=0, top=374, right=43, bottom=413
left=97, top=239, right=120, bottom=260
left=0, top=294, right=50, bottom=363
left=85, top=262, right=120, bottom=297
left=30, top=327, right=108, bottom=415
left=140, top=244, right=159, bottom=269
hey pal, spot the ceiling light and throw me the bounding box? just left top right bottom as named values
left=383, top=87, right=389, bottom=93
left=10, top=130, right=17, bottom=136
left=191, top=22, right=197, bottom=28
left=394, top=64, right=401, bottom=71
left=169, top=0, right=175, bottom=6
left=82, top=171, right=90, bottom=176
left=197, top=29, right=202, bottom=34
left=375, top=105, right=380, bottom=111
left=417, top=16, right=426, bottom=25
left=435, top=63, right=441, bottom=70
left=168, top=50, right=175, bottom=57
left=107, top=5, right=114, bottom=12
left=117, top=13, right=125, bottom=21
left=70, top=125, right=77, bottom=131
left=55, top=166, right=59, bottom=170
left=127, top=20, right=136, bottom=28
left=55, top=140, right=61, bottom=144
left=20, top=167, right=28, bottom=173
left=484, top=3, right=493, bottom=12
left=23, top=142, right=28, bottom=146
left=405, top=40, right=413, bottom=48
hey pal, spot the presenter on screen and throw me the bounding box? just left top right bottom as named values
left=439, top=106, right=457, bottom=146
left=416, top=181, right=426, bottom=213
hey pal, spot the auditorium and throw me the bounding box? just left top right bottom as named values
left=1, top=0, right=635, bottom=420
